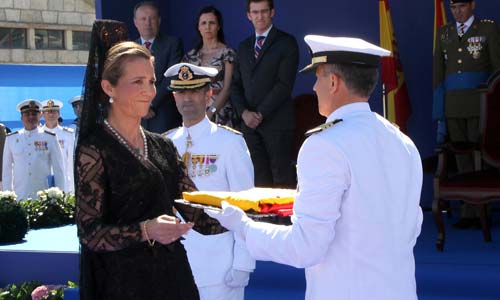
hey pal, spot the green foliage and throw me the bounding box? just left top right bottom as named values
left=20, top=191, right=75, bottom=229
left=0, top=280, right=42, bottom=300
left=0, top=196, right=28, bottom=244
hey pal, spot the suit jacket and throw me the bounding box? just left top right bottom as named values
left=232, top=26, right=299, bottom=131
left=136, top=34, right=183, bottom=133
left=433, top=18, right=500, bottom=119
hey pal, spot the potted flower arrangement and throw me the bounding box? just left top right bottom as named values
left=0, top=191, right=28, bottom=243
left=20, top=187, right=75, bottom=229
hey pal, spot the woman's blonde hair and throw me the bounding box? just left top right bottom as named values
left=102, top=41, right=155, bottom=85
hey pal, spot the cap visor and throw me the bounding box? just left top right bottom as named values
left=299, top=63, right=318, bottom=74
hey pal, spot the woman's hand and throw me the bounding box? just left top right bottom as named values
left=145, top=215, right=193, bottom=245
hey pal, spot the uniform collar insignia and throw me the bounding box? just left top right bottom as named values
left=305, top=119, right=343, bottom=137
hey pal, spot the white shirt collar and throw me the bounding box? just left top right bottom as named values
left=183, top=116, right=211, bottom=141
left=255, top=24, right=273, bottom=39
left=326, top=102, right=371, bottom=123
left=456, top=15, right=475, bottom=31
left=42, top=124, right=61, bottom=132
left=140, top=37, right=156, bottom=46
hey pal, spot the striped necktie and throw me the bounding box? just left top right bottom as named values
left=255, top=36, right=265, bottom=58
left=458, top=23, right=466, bottom=38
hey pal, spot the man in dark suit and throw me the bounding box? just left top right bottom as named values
left=134, top=1, right=183, bottom=133
left=433, top=0, right=500, bottom=228
left=231, top=0, right=299, bottom=188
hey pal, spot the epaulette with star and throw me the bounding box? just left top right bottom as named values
left=7, top=131, right=18, bottom=136
left=305, top=119, right=343, bottom=137
left=217, top=124, right=243, bottom=135
left=44, top=130, right=56, bottom=136
left=481, top=19, right=495, bottom=24
left=62, top=127, right=74, bottom=133
left=162, top=126, right=181, bottom=136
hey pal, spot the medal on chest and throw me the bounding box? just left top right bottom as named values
left=467, top=36, right=485, bottom=59
left=34, top=141, right=48, bottom=151
left=58, top=139, right=65, bottom=149
left=190, top=154, right=218, bottom=178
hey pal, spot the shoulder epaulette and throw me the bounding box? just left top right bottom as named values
left=162, top=126, right=181, bottom=136
left=7, top=131, right=18, bottom=136
left=44, top=130, right=56, bottom=136
left=481, top=19, right=495, bottom=24
left=217, top=124, right=243, bottom=135
left=62, top=127, right=74, bottom=133
left=305, top=119, right=343, bottom=137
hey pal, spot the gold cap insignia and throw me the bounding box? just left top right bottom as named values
left=178, top=66, right=194, bottom=81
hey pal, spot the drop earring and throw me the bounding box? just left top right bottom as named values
left=109, top=97, right=114, bottom=103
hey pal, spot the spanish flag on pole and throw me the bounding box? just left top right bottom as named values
left=379, top=0, right=411, bottom=133
left=434, top=0, right=447, bottom=52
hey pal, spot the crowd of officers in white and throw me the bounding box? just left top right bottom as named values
left=1, top=96, right=82, bottom=199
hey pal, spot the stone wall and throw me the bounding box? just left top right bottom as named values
left=0, top=0, right=95, bottom=64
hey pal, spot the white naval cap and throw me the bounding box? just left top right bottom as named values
left=299, top=35, right=391, bottom=73
left=69, top=95, right=83, bottom=105
left=164, top=63, right=218, bottom=91
left=41, top=99, right=63, bottom=111
left=16, top=99, right=42, bottom=112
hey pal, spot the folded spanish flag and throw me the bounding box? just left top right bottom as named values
left=182, top=188, right=295, bottom=213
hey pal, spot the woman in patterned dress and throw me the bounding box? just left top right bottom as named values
left=183, top=6, right=237, bottom=128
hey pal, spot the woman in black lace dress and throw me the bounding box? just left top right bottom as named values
left=75, top=20, right=223, bottom=300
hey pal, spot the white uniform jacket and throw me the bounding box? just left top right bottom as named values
left=42, top=125, right=75, bottom=193
left=166, top=117, right=256, bottom=295
left=245, top=103, right=423, bottom=300
left=2, top=127, right=66, bottom=199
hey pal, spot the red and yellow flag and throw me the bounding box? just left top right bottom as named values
left=379, top=0, right=411, bottom=133
left=434, top=0, right=447, bottom=52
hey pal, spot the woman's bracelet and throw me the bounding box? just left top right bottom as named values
left=142, top=220, right=155, bottom=247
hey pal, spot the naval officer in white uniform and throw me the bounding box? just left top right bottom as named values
left=206, top=36, right=423, bottom=300
left=41, top=99, right=76, bottom=193
left=2, top=99, right=65, bottom=199
left=164, top=63, right=255, bottom=300
left=68, top=95, right=83, bottom=131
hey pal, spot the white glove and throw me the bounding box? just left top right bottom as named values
left=225, top=268, right=251, bottom=288
left=204, top=201, right=253, bottom=237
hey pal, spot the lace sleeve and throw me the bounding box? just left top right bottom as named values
left=75, top=143, right=142, bottom=252
left=173, top=150, right=226, bottom=235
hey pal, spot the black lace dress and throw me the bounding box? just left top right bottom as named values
left=75, top=126, right=223, bottom=300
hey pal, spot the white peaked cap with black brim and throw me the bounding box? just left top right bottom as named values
left=299, top=35, right=391, bottom=73
left=164, top=63, right=218, bottom=91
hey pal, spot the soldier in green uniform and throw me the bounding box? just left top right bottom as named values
left=433, top=0, right=500, bottom=228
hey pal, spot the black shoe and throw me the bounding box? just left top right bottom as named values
left=453, top=218, right=477, bottom=229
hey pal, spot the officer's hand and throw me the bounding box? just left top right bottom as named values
left=225, top=269, right=251, bottom=288
left=204, top=201, right=252, bottom=237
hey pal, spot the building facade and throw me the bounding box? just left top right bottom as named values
left=0, top=0, right=95, bottom=64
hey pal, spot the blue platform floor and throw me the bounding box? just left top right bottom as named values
left=1, top=212, right=499, bottom=300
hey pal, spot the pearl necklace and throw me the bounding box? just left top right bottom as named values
left=104, top=119, right=148, bottom=161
